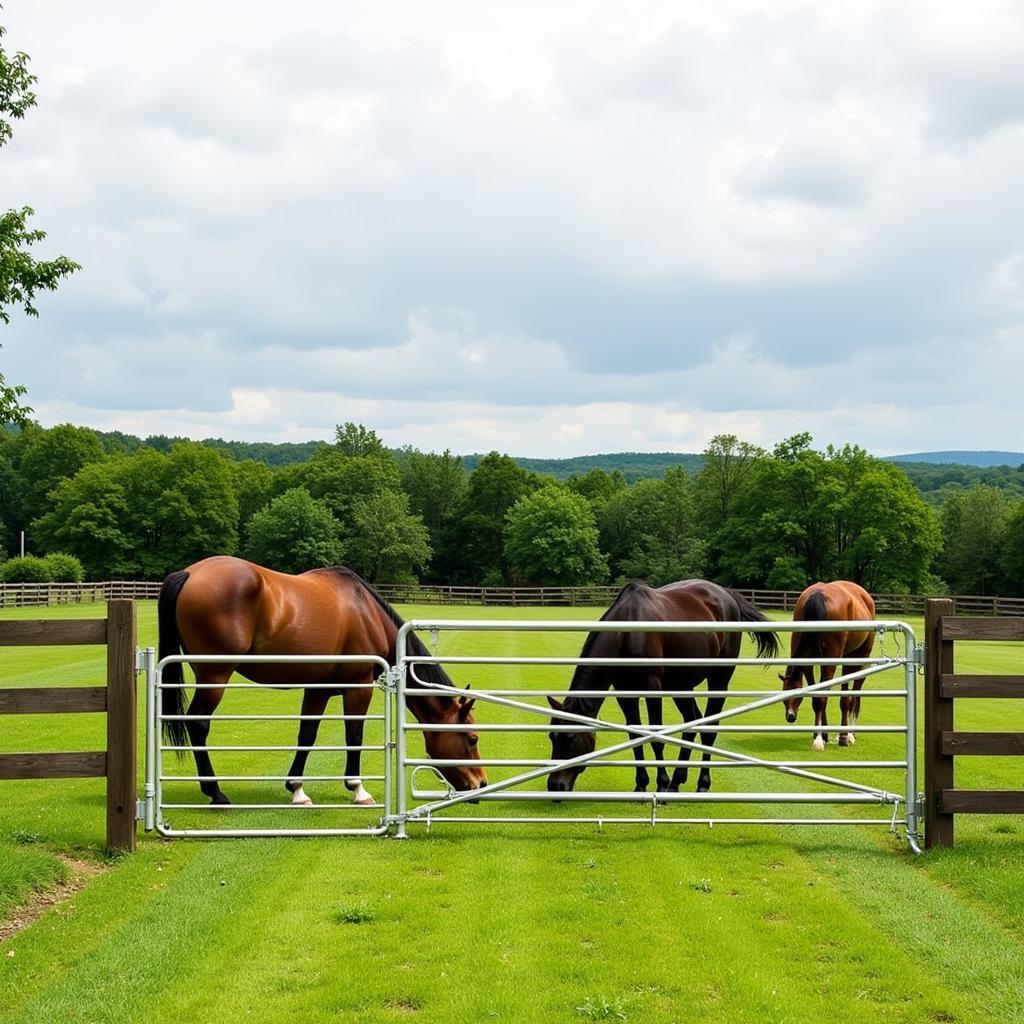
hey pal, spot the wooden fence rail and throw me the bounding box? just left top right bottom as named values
left=924, top=598, right=1024, bottom=848
left=3, top=580, right=1024, bottom=615
left=0, top=600, right=137, bottom=852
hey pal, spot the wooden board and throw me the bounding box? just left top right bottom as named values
left=941, top=617, right=1024, bottom=641
left=0, top=751, right=106, bottom=779
left=0, top=619, right=107, bottom=646
left=940, top=674, right=1024, bottom=698
left=939, top=790, right=1024, bottom=814
left=0, top=686, right=107, bottom=715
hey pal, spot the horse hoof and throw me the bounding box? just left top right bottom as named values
left=210, top=794, right=231, bottom=806
left=354, top=795, right=376, bottom=806
left=697, top=784, right=710, bottom=794
left=291, top=794, right=313, bottom=806
left=838, top=735, right=849, bottom=747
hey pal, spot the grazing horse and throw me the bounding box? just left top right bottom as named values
left=779, top=580, right=876, bottom=751
left=158, top=556, right=486, bottom=806
left=546, top=579, right=779, bottom=794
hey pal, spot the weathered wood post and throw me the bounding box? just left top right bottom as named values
left=105, top=599, right=137, bottom=853
left=924, top=598, right=955, bottom=848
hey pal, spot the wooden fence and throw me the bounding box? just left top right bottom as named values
left=0, top=600, right=137, bottom=852
left=2, top=580, right=1024, bottom=615
left=924, top=598, right=1024, bottom=848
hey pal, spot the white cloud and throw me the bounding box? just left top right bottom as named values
left=3, top=1, right=1024, bottom=457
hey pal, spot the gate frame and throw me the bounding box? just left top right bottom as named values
left=393, top=617, right=922, bottom=851
left=148, top=652, right=394, bottom=838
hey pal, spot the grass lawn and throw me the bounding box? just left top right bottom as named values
left=1, top=600, right=1023, bottom=1023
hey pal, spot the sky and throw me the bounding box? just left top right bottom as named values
left=2, top=1, right=1023, bottom=458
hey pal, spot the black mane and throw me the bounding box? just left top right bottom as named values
left=321, top=566, right=456, bottom=698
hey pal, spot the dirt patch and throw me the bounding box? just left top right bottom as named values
left=0, top=856, right=108, bottom=944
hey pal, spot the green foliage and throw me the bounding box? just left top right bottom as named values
left=601, top=467, right=705, bottom=585
left=33, top=443, right=238, bottom=577
left=712, top=438, right=940, bottom=592
left=334, top=421, right=385, bottom=458
left=43, top=551, right=84, bottom=581
left=244, top=487, right=342, bottom=573
left=505, top=485, right=608, bottom=586
left=17, top=423, right=105, bottom=525
left=342, top=489, right=431, bottom=582
left=397, top=447, right=466, bottom=580
left=938, top=485, right=1014, bottom=595
left=0, top=553, right=49, bottom=581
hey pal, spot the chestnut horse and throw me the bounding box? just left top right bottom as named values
left=779, top=580, right=876, bottom=751
left=547, top=579, right=779, bottom=794
left=158, top=556, right=486, bottom=806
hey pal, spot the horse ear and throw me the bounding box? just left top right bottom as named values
left=777, top=673, right=787, bottom=685
left=458, top=696, right=476, bottom=720
left=547, top=695, right=565, bottom=712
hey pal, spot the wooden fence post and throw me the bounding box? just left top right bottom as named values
left=924, top=598, right=955, bottom=848
left=105, top=599, right=137, bottom=853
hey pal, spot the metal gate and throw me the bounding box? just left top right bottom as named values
left=140, top=618, right=922, bottom=850
left=146, top=652, right=394, bottom=837
left=394, top=618, right=922, bottom=852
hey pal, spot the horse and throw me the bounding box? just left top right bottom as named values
left=158, top=556, right=486, bottom=806
left=779, top=580, right=876, bottom=751
left=546, top=579, right=779, bottom=794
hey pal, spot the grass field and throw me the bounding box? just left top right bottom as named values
left=1, top=601, right=1023, bottom=1024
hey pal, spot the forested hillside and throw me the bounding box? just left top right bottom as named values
left=4, top=423, right=1023, bottom=596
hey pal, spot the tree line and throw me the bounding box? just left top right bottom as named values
left=2, top=422, right=1022, bottom=596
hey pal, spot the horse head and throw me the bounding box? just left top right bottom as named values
left=778, top=669, right=804, bottom=723
left=545, top=695, right=596, bottom=793
left=423, top=689, right=488, bottom=792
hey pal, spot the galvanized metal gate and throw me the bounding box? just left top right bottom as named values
left=393, top=618, right=922, bottom=852
left=141, top=618, right=922, bottom=850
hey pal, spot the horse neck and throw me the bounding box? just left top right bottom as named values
left=565, top=657, right=612, bottom=719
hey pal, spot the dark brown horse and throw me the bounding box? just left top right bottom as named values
left=779, top=580, right=876, bottom=750
left=547, top=580, right=779, bottom=794
left=158, top=556, right=486, bottom=806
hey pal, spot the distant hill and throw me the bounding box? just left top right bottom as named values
left=461, top=451, right=703, bottom=482
left=886, top=451, right=1024, bottom=468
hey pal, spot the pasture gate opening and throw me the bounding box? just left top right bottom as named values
left=924, top=598, right=1024, bottom=848
left=142, top=618, right=922, bottom=850
left=0, top=599, right=137, bottom=852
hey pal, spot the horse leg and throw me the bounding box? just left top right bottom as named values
left=184, top=675, right=229, bottom=805
left=283, top=689, right=330, bottom=806
left=668, top=670, right=699, bottom=791
left=645, top=693, right=670, bottom=792
left=342, top=685, right=375, bottom=805
left=812, top=664, right=836, bottom=751
left=697, top=668, right=732, bottom=793
left=843, top=638, right=873, bottom=746
left=619, top=696, right=648, bottom=792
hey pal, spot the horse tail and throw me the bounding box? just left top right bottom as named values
left=158, top=570, right=191, bottom=748
left=802, top=589, right=829, bottom=660
left=729, top=588, right=780, bottom=661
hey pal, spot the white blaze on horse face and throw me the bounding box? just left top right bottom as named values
left=290, top=784, right=313, bottom=806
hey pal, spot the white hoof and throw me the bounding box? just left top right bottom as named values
left=290, top=785, right=313, bottom=806
left=847, top=732, right=856, bottom=745
left=812, top=737, right=826, bottom=753
left=350, top=781, right=375, bottom=806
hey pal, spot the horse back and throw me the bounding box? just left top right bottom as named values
left=791, top=580, right=875, bottom=658
left=174, top=556, right=394, bottom=683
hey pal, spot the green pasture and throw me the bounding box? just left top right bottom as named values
left=1, top=601, right=1023, bottom=1024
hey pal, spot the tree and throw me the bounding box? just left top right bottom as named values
left=342, top=490, right=432, bottom=582
left=566, top=468, right=628, bottom=514
left=397, top=447, right=466, bottom=580
left=939, top=485, right=1012, bottom=595
left=244, top=488, right=343, bottom=573
left=1, top=22, right=80, bottom=425
left=334, top=421, right=386, bottom=458
left=17, top=423, right=105, bottom=526
left=695, top=434, right=766, bottom=530
left=443, top=451, right=540, bottom=583
left=1000, top=500, right=1024, bottom=596
left=619, top=469, right=706, bottom=585
left=504, top=485, right=608, bottom=586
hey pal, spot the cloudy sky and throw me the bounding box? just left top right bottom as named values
left=2, top=1, right=1023, bottom=457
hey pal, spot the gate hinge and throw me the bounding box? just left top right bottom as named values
left=913, top=644, right=926, bottom=669
left=135, top=647, right=148, bottom=673
left=135, top=799, right=147, bottom=822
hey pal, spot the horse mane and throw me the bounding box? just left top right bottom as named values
left=321, top=566, right=455, bottom=699
left=565, top=579, right=645, bottom=716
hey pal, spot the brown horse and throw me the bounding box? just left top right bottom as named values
left=158, top=556, right=486, bottom=806
left=779, top=580, right=876, bottom=750
left=547, top=580, right=779, bottom=794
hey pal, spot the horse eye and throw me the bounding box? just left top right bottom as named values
left=467, top=735, right=478, bottom=748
